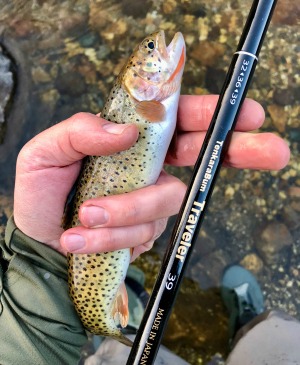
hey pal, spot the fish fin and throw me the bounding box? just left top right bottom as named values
left=156, top=48, right=184, bottom=101
left=156, top=79, right=180, bottom=101
left=135, top=100, right=166, bottom=122
left=113, top=334, right=134, bottom=347
left=169, top=127, right=178, bottom=159
left=112, top=282, right=129, bottom=328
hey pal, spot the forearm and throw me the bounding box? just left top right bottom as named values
left=0, top=217, right=87, bottom=365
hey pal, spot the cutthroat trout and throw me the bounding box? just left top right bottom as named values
left=66, top=30, right=185, bottom=346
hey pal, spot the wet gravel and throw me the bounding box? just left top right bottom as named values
left=0, top=0, right=299, bottom=364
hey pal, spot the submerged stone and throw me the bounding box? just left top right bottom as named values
left=256, top=222, right=294, bottom=264
left=0, top=45, right=15, bottom=143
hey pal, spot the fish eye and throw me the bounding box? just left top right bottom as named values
left=148, top=41, right=155, bottom=49
left=141, top=39, right=156, bottom=53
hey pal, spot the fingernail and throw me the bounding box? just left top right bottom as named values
left=82, top=206, right=109, bottom=227
left=64, top=234, right=86, bottom=251
left=102, top=123, right=129, bottom=134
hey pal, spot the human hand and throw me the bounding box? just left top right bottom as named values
left=13, top=113, right=185, bottom=258
left=166, top=95, right=290, bottom=168
left=13, top=96, right=290, bottom=259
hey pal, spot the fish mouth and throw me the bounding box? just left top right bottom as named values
left=157, top=30, right=185, bottom=68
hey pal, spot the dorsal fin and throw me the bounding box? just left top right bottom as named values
left=135, top=100, right=166, bottom=122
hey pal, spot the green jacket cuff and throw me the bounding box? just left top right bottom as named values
left=0, top=216, right=87, bottom=365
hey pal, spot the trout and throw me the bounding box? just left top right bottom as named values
left=66, top=30, right=185, bottom=346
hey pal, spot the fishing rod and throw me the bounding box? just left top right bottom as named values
left=126, top=0, right=278, bottom=364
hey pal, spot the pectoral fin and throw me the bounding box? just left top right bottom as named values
left=112, top=281, right=129, bottom=328
left=135, top=100, right=166, bottom=122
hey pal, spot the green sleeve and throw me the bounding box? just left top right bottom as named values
left=0, top=216, right=87, bottom=365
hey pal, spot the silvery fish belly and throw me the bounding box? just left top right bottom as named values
left=66, top=30, right=185, bottom=346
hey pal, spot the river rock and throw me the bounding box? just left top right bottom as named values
left=267, top=104, right=288, bottom=133
left=282, top=206, right=300, bottom=230
left=0, top=46, right=14, bottom=137
left=256, top=222, right=294, bottom=265
left=55, top=69, right=86, bottom=97
left=239, top=253, right=264, bottom=274
left=190, top=41, right=225, bottom=67
left=273, top=0, right=299, bottom=25
left=192, top=230, right=217, bottom=258
left=205, top=67, right=227, bottom=94
left=121, top=0, right=152, bottom=18
left=189, top=249, right=231, bottom=289
left=273, top=88, right=296, bottom=106
left=0, top=35, right=30, bottom=191
left=288, top=186, right=300, bottom=199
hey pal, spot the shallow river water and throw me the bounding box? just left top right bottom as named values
left=0, top=1, right=299, bottom=364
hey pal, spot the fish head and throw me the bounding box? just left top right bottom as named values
left=121, top=30, right=185, bottom=102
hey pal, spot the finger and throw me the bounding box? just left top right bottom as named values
left=78, top=171, right=186, bottom=228
left=166, top=131, right=290, bottom=170
left=60, top=218, right=168, bottom=254
left=224, top=132, right=290, bottom=170
left=177, top=95, right=265, bottom=132
left=18, top=113, right=139, bottom=171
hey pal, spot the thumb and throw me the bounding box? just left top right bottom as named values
left=18, top=113, right=139, bottom=171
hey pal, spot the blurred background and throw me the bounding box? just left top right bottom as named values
left=0, top=0, right=299, bottom=363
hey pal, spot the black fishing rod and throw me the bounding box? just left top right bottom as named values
left=127, top=0, right=278, bottom=363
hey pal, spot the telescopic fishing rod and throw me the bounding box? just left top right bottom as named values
left=127, top=0, right=278, bottom=363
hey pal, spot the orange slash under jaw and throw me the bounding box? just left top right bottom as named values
left=169, top=47, right=185, bottom=83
